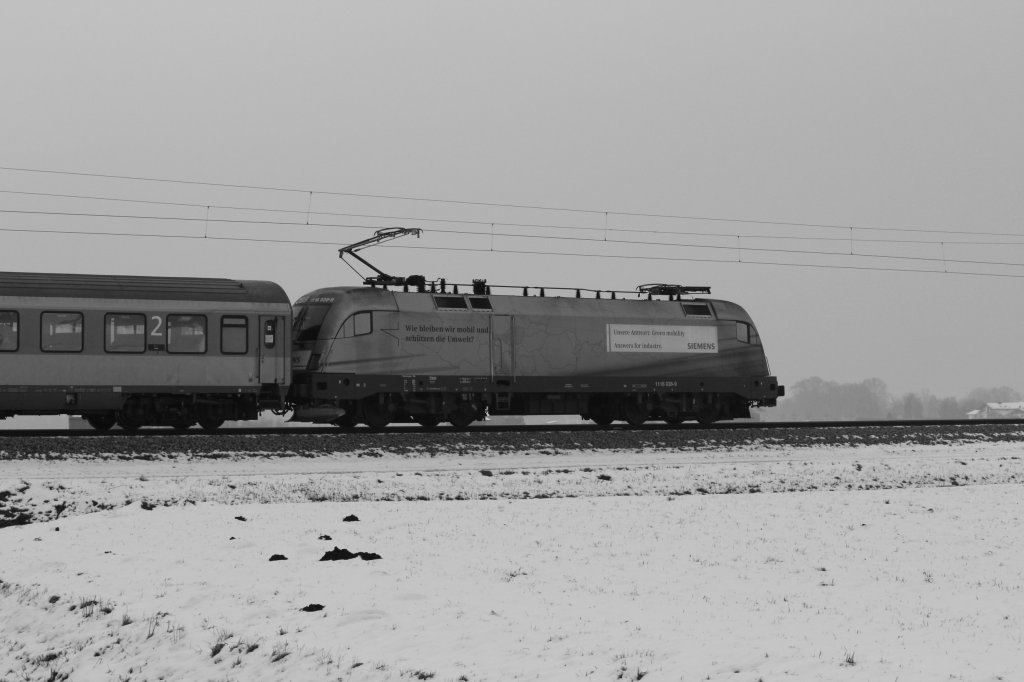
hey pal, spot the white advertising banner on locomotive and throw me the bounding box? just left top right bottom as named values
left=606, top=324, right=718, bottom=354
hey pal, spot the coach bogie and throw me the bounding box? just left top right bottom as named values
left=109, top=393, right=259, bottom=430
left=116, top=395, right=187, bottom=430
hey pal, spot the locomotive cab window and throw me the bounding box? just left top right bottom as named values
left=0, top=311, right=18, bottom=351
left=469, top=297, right=492, bottom=310
left=167, top=315, right=207, bottom=353
left=682, top=302, right=714, bottom=318
left=41, top=312, right=83, bottom=352
left=339, top=311, right=372, bottom=338
left=221, top=316, right=248, bottom=354
left=292, top=303, right=330, bottom=342
left=105, top=313, right=146, bottom=353
left=736, top=321, right=751, bottom=344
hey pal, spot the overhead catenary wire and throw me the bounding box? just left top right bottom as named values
left=3, top=164, right=1022, bottom=240
left=1, top=225, right=1013, bottom=278
left=3, top=165, right=1024, bottom=279
left=3, top=197, right=1024, bottom=248
left=3, top=214, right=1024, bottom=275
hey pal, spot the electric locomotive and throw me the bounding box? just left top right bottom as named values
left=288, top=279, right=783, bottom=429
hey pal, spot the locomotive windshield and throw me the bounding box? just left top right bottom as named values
left=292, top=303, right=330, bottom=342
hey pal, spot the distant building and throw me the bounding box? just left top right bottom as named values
left=967, top=402, right=1024, bottom=419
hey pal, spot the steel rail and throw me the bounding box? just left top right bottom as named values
left=2, top=419, right=1024, bottom=441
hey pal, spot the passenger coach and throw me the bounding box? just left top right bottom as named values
left=0, top=271, right=291, bottom=430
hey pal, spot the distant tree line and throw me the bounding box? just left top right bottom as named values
left=761, top=377, right=1022, bottom=421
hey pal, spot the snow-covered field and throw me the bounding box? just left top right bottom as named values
left=2, top=439, right=1024, bottom=681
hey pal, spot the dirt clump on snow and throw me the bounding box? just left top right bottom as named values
left=319, top=546, right=381, bottom=561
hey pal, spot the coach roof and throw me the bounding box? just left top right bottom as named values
left=0, top=271, right=289, bottom=304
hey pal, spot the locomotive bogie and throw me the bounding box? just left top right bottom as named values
left=0, top=272, right=292, bottom=429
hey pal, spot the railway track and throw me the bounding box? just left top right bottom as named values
left=3, top=420, right=1024, bottom=460
left=2, top=417, right=1024, bottom=439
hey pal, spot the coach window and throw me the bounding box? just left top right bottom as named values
left=0, top=311, right=17, bottom=351
left=736, top=321, right=751, bottom=344
left=41, top=312, right=83, bottom=352
left=222, top=316, right=248, bottom=354
left=167, top=315, right=207, bottom=353
left=105, top=313, right=146, bottom=353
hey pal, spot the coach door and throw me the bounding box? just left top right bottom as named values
left=490, top=315, right=514, bottom=378
left=258, top=315, right=288, bottom=385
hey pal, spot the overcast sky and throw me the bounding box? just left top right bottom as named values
left=2, top=1, right=1023, bottom=398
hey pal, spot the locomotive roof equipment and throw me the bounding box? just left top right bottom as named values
left=338, top=227, right=423, bottom=288
left=336, top=228, right=716, bottom=302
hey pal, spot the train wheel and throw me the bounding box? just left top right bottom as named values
left=696, top=409, right=718, bottom=426
left=663, top=415, right=684, bottom=427
left=169, top=417, right=193, bottom=431
left=332, top=413, right=358, bottom=430
left=86, top=412, right=117, bottom=431
left=116, top=413, right=142, bottom=431
left=198, top=415, right=225, bottom=431
left=198, top=404, right=226, bottom=431
left=363, top=400, right=391, bottom=431
left=622, top=401, right=648, bottom=428
left=587, top=396, right=614, bottom=427
left=416, top=414, right=442, bottom=429
left=448, top=403, right=477, bottom=429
